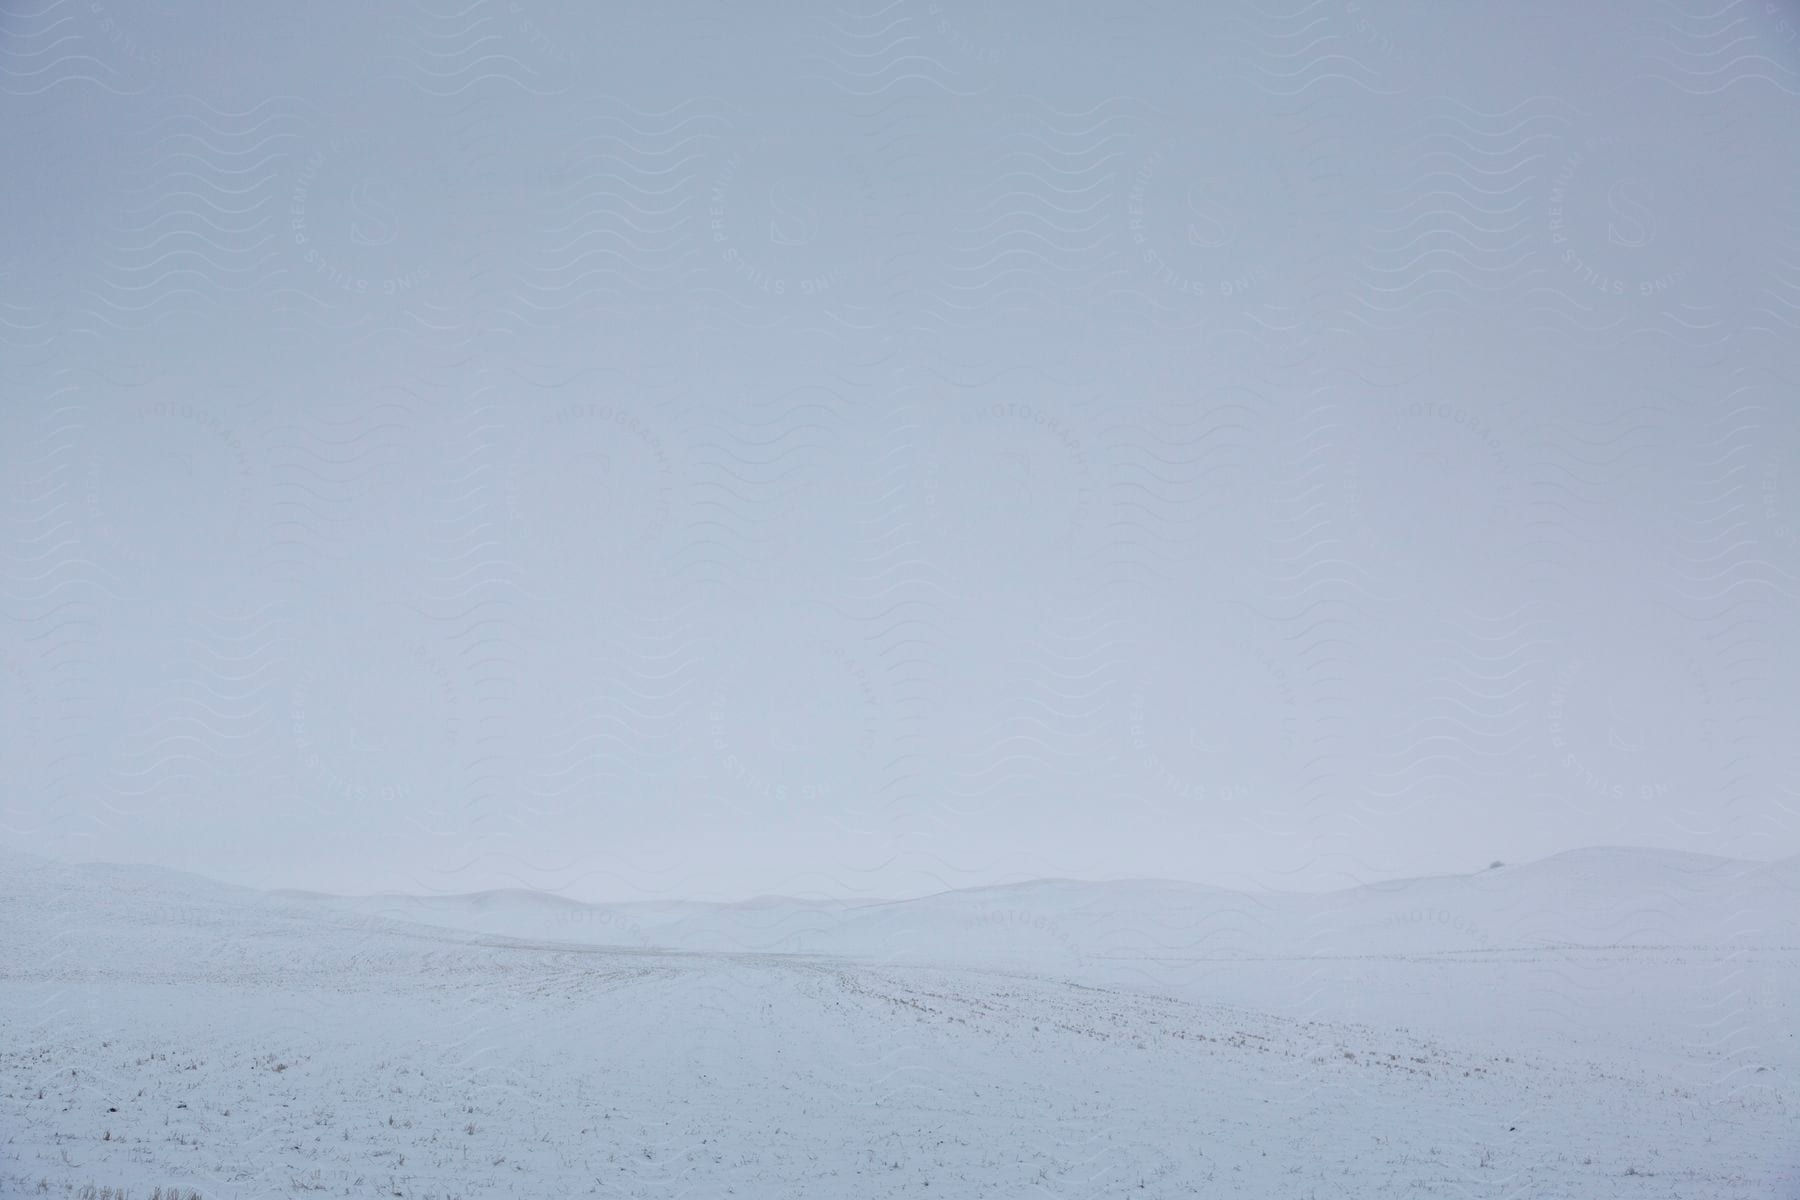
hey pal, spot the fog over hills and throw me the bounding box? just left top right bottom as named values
left=5, top=842, right=1754, bottom=966
left=255, top=845, right=1793, bottom=956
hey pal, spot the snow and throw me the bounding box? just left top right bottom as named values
left=2, top=847, right=1794, bottom=1197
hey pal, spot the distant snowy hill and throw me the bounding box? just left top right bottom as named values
left=258, top=846, right=1800, bottom=973
left=7, top=843, right=1792, bottom=991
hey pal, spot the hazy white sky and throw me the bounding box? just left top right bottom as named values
left=3, top=0, right=1799, bottom=901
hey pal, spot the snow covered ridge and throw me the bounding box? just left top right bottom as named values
left=258, top=844, right=1800, bottom=963
left=1, top=846, right=1795, bottom=1197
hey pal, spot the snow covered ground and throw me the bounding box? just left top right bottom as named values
left=2, top=848, right=1794, bottom=1197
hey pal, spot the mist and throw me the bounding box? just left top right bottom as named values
left=3, top=0, right=1798, bottom=903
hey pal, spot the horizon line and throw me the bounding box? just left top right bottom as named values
left=7, top=841, right=1789, bottom=909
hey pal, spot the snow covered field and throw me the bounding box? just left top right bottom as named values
left=2, top=848, right=1795, bottom=1198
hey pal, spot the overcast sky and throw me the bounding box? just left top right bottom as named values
left=2, top=0, right=1799, bottom=901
